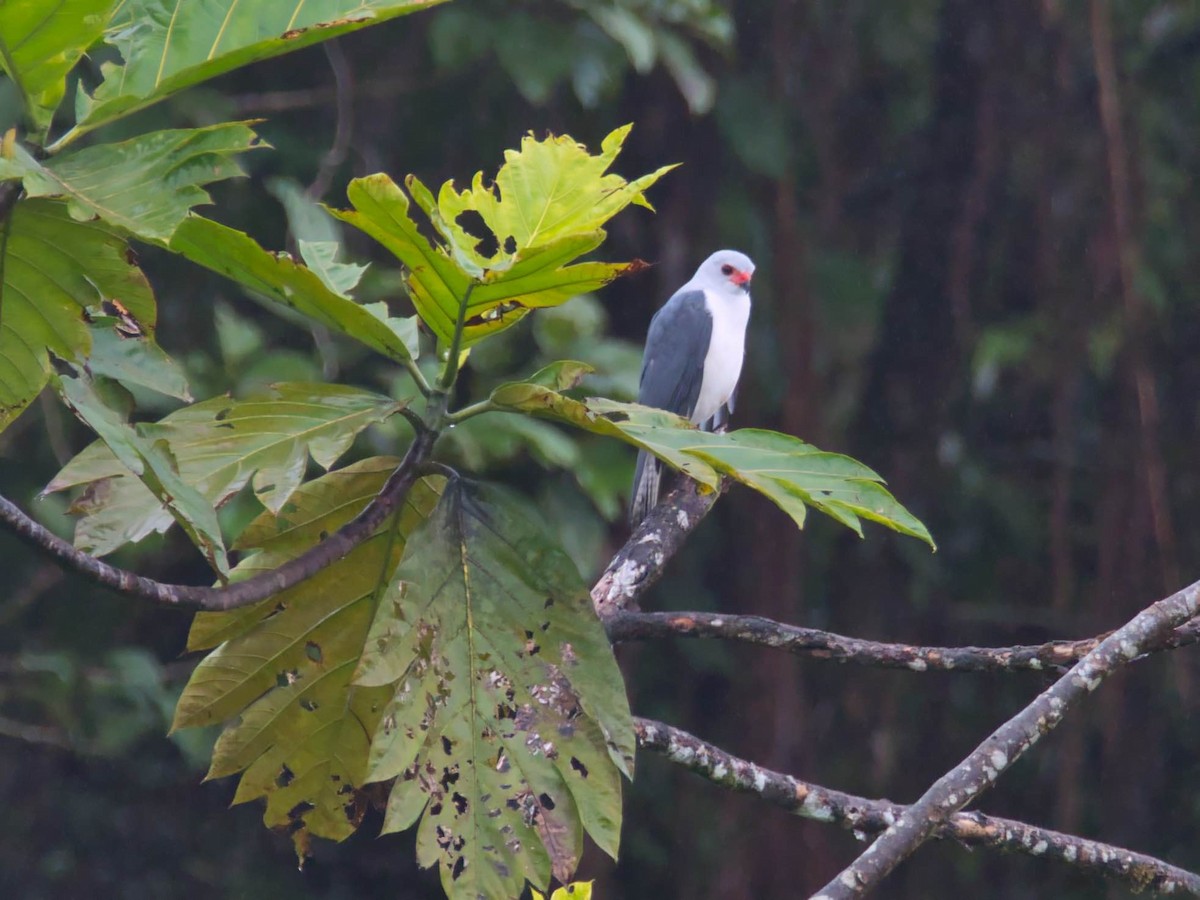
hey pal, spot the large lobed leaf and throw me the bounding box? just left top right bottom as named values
left=61, top=0, right=446, bottom=145
left=491, top=381, right=937, bottom=548
left=0, top=199, right=161, bottom=431
left=0, top=0, right=115, bottom=135
left=331, top=125, right=673, bottom=348
left=174, top=458, right=444, bottom=854
left=355, top=479, right=633, bottom=898
left=170, top=215, right=419, bottom=363
left=172, top=464, right=634, bottom=896
left=46, top=382, right=403, bottom=557
left=1, top=124, right=261, bottom=242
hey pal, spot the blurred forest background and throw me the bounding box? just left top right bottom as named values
left=3, top=1, right=1200, bottom=897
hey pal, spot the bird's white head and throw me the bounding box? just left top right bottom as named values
left=693, top=249, right=755, bottom=296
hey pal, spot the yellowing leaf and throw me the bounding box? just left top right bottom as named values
left=438, top=124, right=674, bottom=253
left=332, top=127, right=672, bottom=348
left=173, top=459, right=444, bottom=854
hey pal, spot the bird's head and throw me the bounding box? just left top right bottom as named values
left=696, top=249, right=755, bottom=294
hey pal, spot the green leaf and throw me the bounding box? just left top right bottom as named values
left=0, top=199, right=157, bottom=432
left=0, top=0, right=115, bottom=135
left=170, top=215, right=419, bottom=362
left=331, top=126, right=673, bottom=347
left=532, top=882, right=594, bottom=900
left=492, top=388, right=937, bottom=549
left=1, top=124, right=260, bottom=241
left=490, top=384, right=720, bottom=489
left=298, top=240, right=368, bottom=298
left=173, top=458, right=445, bottom=856
left=46, top=382, right=403, bottom=557
left=86, top=319, right=192, bottom=401
left=62, top=0, right=446, bottom=145
left=54, top=369, right=229, bottom=575
left=357, top=480, right=634, bottom=897
left=435, top=124, right=674, bottom=251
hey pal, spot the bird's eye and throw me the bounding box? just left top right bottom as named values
left=721, top=264, right=734, bottom=276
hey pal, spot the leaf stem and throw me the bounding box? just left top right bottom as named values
left=438, top=283, right=474, bottom=393
left=402, top=355, right=432, bottom=397
left=445, top=398, right=498, bottom=424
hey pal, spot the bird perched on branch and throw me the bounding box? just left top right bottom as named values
left=629, top=249, right=755, bottom=525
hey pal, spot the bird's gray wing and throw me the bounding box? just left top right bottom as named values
left=638, top=289, right=711, bottom=419
left=631, top=290, right=711, bottom=525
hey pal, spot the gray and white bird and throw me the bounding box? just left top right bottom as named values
left=629, top=249, right=755, bottom=525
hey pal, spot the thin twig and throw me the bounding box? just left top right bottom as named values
left=636, top=718, right=1200, bottom=897
left=438, top=284, right=475, bottom=393
left=813, top=578, right=1200, bottom=898
left=606, top=609, right=1200, bottom=672
left=0, top=428, right=438, bottom=611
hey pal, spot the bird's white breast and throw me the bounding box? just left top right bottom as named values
left=694, top=289, right=751, bottom=425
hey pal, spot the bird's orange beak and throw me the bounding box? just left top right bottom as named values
left=731, top=269, right=752, bottom=286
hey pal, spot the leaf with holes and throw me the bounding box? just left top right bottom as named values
left=354, top=480, right=634, bottom=898
left=173, top=458, right=445, bottom=857
left=491, top=387, right=936, bottom=548
left=63, top=0, right=445, bottom=145
left=0, top=199, right=158, bottom=433
left=170, top=215, right=419, bottom=363
left=46, top=382, right=403, bottom=556
left=1, top=124, right=260, bottom=242
left=331, top=126, right=671, bottom=348
left=0, top=0, right=115, bottom=135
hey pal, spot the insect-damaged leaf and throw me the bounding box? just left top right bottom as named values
left=331, top=125, right=671, bottom=349
left=173, top=458, right=444, bottom=855
left=0, top=199, right=159, bottom=434
left=491, top=386, right=937, bottom=549
left=355, top=480, right=634, bottom=898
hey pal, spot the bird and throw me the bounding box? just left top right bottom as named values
left=629, top=249, right=755, bottom=525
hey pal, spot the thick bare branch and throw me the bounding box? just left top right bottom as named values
left=607, top=609, right=1200, bottom=672
left=636, top=718, right=1200, bottom=897
left=591, top=477, right=722, bottom=618
left=813, top=578, right=1200, bottom=899
left=0, top=428, right=437, bottom=611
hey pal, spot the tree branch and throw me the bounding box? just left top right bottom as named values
left=0, top=428, right=438, bottom=611
left=813, top=577, right=1200, bottom=898
left=636, top=718, right=1200, bottom=897
left=591, top=477, right=723, bottom=619
left=606, top=609, right=1200, bottom=672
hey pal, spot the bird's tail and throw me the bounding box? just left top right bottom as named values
left=630, top=449, right=662, bottom=527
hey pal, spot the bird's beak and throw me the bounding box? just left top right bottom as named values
left=732, top=269, right=752, bottom=287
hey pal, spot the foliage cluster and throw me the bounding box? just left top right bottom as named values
left=0, top=3, right=933, bottom=897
